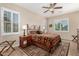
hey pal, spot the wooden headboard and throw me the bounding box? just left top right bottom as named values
left=27, top=24, right=41, bottom=34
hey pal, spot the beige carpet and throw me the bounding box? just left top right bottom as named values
left=2, top=42, right=70, bottom=56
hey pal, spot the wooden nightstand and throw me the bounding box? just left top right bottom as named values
left=19, top=35, right=32, bottom=48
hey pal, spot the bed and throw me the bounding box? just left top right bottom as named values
left=28, top=33, right=61, bottom=53
left=26, top=24, right=61, bottom=53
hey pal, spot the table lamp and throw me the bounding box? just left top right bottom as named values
left=22, top=25, right=27, bottom=36
left=42, top=26, right=46, bottom=33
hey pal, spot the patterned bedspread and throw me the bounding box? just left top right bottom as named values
left=28, top=33, right=61, bottom=52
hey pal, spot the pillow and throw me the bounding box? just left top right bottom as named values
left=36, top=31, right=42, bottom=34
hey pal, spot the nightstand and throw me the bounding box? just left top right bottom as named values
left=19, top=35, right=32, bottom=48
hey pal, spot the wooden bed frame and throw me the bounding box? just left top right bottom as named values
left=22, top=24, right=61, bottom=53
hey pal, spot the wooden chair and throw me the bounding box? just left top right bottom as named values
left=0, top=40, right=16, bottom=56
left=0, top=45, right=7, bottom=56
left=72, top=35, right=78, bottom=42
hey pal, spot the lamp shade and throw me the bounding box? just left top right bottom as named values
left=42, top=26, right=45, bottom=30
left=22, top=25, right=27, bottom=30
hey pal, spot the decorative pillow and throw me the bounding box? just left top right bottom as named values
left=30, top=31, right=37, bottom=34
left=36, top=31, right=42, bottom=34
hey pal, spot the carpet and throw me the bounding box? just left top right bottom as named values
left=51, top=42, right=70, bottom=56
left=2, top=42, right=70, bottom=56
left=20, top=42, right=70, bottom=56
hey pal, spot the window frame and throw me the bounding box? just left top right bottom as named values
left=1, top=7, right=20, bottom=35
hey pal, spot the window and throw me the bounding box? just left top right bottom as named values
left=4, top=11, right=11, bottom=33
left=54, top=18, right=69, bottom=32
left=13, top=13, right=19, bottom=32
left=1, top=8, right=20, bottom=35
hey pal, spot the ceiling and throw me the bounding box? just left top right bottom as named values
left=16, top=3, right=79, bottom=17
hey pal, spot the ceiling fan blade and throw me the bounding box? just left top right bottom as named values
left=42, top=7, right=49, bottom=9
left=50, top=3, right=57, bottom=8
left=51, top=11, right=54, bottom=13
left=50, top=3, right=53, bottom=7
left=43, top=10, right=49, bottom=13
left=54, top=7, right=62, bottom=9
left=53, top=3, right=57, bottom=6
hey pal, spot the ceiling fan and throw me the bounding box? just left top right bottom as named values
left=42, top=3, right=62, bottom=14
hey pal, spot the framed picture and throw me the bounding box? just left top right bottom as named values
left=49, top=24, right=53, bottom=28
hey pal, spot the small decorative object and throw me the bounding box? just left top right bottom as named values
left=22, top=25, right=27, bottom=36
left=23, top=40, right=27, bottom=45
left=49, top=24, right=52, bottom=28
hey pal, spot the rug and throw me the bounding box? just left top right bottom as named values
left=2, top=42, right=70, bottom=56
left=51, top=42, right=70, bottom=56
left=20, top=42, right=70, bottom=56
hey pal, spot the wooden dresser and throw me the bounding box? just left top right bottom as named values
left=19, top=35, right=32, bottom=48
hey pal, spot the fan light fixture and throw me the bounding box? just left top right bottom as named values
left=49, top=8, right=53, bottom=11
left=42, top=3, right=62, bottom=14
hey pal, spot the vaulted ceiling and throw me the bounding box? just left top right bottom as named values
left=16, top=3, right=79, bottom=17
